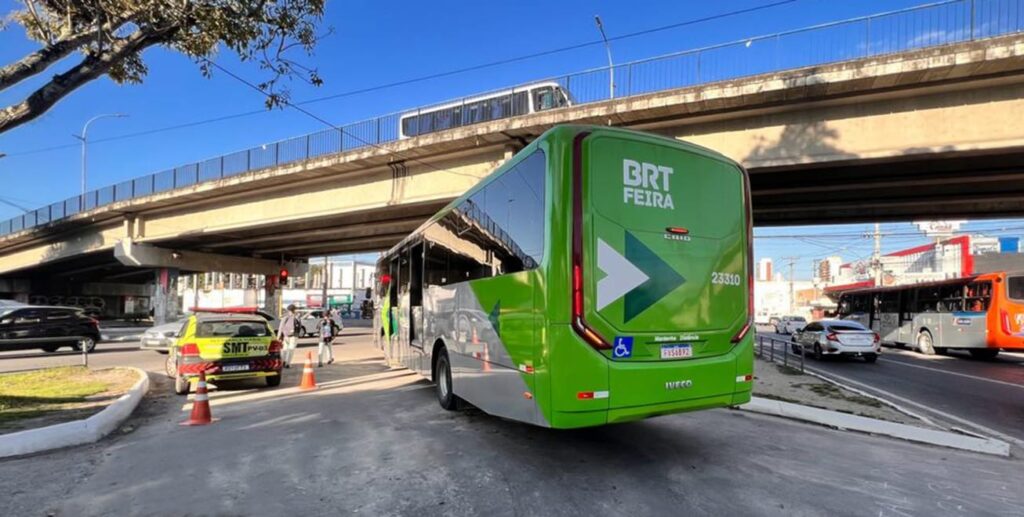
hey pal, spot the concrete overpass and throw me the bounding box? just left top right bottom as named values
left=3, top=31, right=1024, bottom=319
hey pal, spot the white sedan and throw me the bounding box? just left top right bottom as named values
left=774, top=315, right=807, bottom=335
left=791, top=319, right=880, bottom=363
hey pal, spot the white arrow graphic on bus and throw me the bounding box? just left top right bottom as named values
left=597, top=238, right=649, bottom=311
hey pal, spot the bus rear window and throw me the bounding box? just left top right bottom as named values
left=1008, top=276, right=1024, bottom=301
left=196, top=320, right=269, bottom=338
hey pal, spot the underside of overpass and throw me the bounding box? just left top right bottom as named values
left=750, top=147, right=1024, bottom=225
left=3, top=34, right=1024, bottom=298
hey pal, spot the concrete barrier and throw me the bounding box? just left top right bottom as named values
left=742, top=397, right=1011, bottom=457
left=0, top=367, right=150, bottom=459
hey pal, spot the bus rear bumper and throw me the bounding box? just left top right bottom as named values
left=547, top=336, right=754, bottom=429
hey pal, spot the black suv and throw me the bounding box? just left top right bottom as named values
left=0, top=305, right=102, bottom=353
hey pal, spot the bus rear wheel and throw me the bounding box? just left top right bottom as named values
left=434, top=349, right=461, bottom=411
left=969, top=349, right=999, bottom=360
left=916, top=331, right=935, bottom=355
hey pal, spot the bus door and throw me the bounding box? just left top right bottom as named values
left=396, top=252, right=411, bottom=363
left=897, top=290, right=916, bottom=344
left=877, top=292, right=900, bottom=342
left=408, top=242, right=425, bottom=351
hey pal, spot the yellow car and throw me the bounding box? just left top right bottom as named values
left=166, top=310, right=283, bottom=395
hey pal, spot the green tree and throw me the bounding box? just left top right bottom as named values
left=0, top=0, right=327, bottom=134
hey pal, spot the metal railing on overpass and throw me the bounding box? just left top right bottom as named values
left=3, top=0, right=1023, bottom=238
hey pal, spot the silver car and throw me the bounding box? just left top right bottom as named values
left=792, top=319, right=880, bottom=362
left=774, top=315, right=807, bottom=335
left=296, top=309, right=344, bottom=337
left=139, top=318, right=187, bottom=353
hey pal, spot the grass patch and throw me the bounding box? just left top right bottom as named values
left=0, top=367, right=134, bottom=428
left=792, top=382, right=883, bottom=409
left=774, top=364, right=804, bottom=376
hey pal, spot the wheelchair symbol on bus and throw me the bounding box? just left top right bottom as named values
left=613, top=336, right=633, bottom=358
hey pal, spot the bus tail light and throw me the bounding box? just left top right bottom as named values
left=1001, top=310, right=1012, bottom=334
left=569, top=131, right=610, bottom=351
left=181, top=343, right=200, bottom=356
left=572, top=265, right=584, bottom=318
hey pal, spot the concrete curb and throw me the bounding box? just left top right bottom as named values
left=0, top=367, right=150, bottom=459
left=741, top=397, right=1011, bottom=457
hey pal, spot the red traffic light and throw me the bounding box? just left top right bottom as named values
left=381, top=274, right=392, bottom=285
left=279, top=268, right=289, bottom=281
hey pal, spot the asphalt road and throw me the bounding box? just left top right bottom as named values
left=757, top=329, right=1024, bottom=445
left=2, top=332, right=1023, bottom=516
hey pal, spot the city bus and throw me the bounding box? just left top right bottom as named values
left=836, top=271, right=1024, bottom=359
left=398, top=81, right=572, bottom=139
left=375, top=125, right=753, bottom=428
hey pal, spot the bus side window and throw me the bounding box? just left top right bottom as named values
left=966, top=281, right=991, bottom=311
left=513, top=91, right=529, bottom=116
left=402, top=116, right=418, bottom=137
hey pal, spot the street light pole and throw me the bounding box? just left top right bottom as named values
left=594, top=15, right=615, bottom=99
left=73, top=113, right=127, bottom=196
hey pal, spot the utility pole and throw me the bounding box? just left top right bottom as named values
left=811, top=258, right=821, bottom=302
left=781, top=256, right=799, bottom=314
left=872, top=223, right=882, bottom=286
left=321, top=256, right=331, bottom=311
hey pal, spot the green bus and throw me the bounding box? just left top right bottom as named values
left=376, top=125, right=753, bottom=428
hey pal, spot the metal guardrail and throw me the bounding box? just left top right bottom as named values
left=756, top=333, right=806, bottom=373
left=2, top=0, right=1023, bottom=237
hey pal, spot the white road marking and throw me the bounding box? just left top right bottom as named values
left=877, top=358, right=1024, bottom=390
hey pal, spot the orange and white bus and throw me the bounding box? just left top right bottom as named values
left=835, top=271, right=1024, bottom=359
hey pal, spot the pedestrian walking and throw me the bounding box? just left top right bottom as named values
left=277, top=304, right=300, bottom=368
left=317, top=313, right=338, bottom=367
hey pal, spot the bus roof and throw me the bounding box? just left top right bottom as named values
left=398, top=81, right=567, bottom=119
left=835, top=275, right=986, bottom=297
left=378, top=125, right=741, bottom=261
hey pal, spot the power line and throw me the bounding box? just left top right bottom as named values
left=201, top=59, right=484, bottom=181
left=3, top=0, right=800, bottom=158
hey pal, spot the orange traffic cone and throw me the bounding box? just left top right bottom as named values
left=181, top=370, right=215, bottom=426
left=299, top=351, right=318, bottom=390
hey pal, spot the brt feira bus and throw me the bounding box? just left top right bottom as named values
left=375, top=125, right=753, bottom=428
left=836, top=271, right=1024, bottom=360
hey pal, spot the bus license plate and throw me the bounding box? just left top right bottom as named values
left=661, top=345, right=693, bottom=359
left=222, top=364, right=250, bottom=372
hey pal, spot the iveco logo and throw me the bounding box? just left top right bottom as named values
left=665, top=380, right=693, bottom=390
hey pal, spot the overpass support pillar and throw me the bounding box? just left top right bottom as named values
left=263, top=275, right=281, bottom=318
left=152, top=268, right=179, bottom=326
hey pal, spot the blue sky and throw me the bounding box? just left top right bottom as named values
left=1, top=0, right=1017, bottom=277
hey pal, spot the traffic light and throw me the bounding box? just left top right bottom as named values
left=279, top=268, right=289, bottom=283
